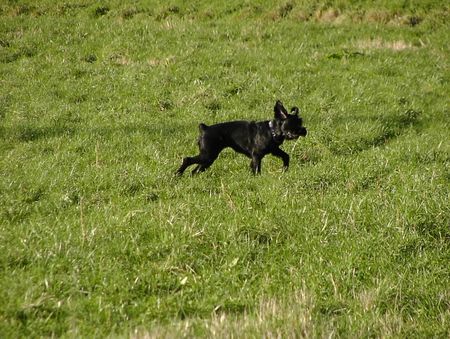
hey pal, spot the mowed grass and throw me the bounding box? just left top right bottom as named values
left=1, top=0, right=449, bottom=337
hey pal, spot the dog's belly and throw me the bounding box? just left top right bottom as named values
left=228, top=144, right=251, bottom=158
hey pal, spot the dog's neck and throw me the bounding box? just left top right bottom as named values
left=269, top=120, right=284, bottom=144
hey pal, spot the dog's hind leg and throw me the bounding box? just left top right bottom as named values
left=176, top=156, right=201, bottom=176
left=191, top=152, right=218, bottom=174
left=178, top=125, right=221, bottom=176
left=192, top=159, right=215, bottom=174
left=191, top=165, right=201, bottom=174
left=177, top=153, right=218, bottom=176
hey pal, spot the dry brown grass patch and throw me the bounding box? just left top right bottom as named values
left=314, top=8, right=341, bottom=23
left=130, top=289, right=316, bottom=338
left=354, top=38, right=417, bottom=51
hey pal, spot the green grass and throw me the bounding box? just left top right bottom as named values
left=1, top=0, right=449, bottom=337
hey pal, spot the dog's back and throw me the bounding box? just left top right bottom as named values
left=199, top=121, right=259, bottom=156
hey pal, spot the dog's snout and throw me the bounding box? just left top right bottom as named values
left=300, top=127, right=307, bottom=136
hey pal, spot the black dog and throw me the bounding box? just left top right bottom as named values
left=176, top=100, right=307, bottom=175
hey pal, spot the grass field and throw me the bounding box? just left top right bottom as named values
left=1, top=0, right=449, bottom=337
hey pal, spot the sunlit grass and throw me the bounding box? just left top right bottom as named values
left=0, top=0, right=449, bottom=337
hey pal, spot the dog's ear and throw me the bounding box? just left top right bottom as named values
left=291, top=107, right=300, bottom=116
left=274, top=100, right=289, bottom=120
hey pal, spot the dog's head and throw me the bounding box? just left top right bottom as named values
left=274, top=100, right=307, bottom=140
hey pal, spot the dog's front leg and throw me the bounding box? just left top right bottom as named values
left=250, top=154, right=262, bottom=175
left=271, top=147, right=290, bottom=171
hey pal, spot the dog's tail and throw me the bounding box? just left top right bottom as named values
left=197, top=123, right=208, bottom=148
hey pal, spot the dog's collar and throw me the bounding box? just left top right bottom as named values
left=269, top=120, right=277, bottom=138
left=269, top=120, right=283, bottom=143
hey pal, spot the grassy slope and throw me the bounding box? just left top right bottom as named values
left=0, top=1, right=449, bottom=337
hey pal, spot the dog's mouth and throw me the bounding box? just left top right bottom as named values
left=285, top=133, right=299, bottom=140
left=285, top=128, right=307, bottom=140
